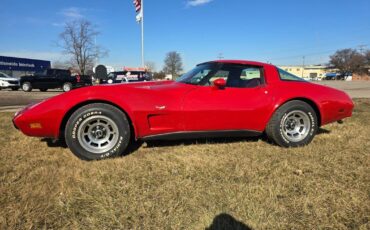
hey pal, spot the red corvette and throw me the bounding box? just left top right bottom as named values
left=13, top=60, right=354, bottom=160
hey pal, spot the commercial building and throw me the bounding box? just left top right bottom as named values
left=279, top=65, right=329, bottom=80
left=0, top=56, right=51, bottom=78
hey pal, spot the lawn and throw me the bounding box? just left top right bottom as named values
left=0, top=99, right=369, bottom=229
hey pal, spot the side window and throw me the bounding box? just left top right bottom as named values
left=226, top=66, right=263, bottom=88
left=278, top=68, right=305, bottom=81
left=241, top=67, right=261, bottom=80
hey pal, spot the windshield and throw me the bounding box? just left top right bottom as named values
left=0, top=72, right=12, bottom=78
left=277, top=68, right=306, bottom=82
left=176, top=63, right=220, bottom=85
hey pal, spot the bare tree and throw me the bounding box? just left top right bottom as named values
left=145, top=61, right=156, bottom=72
left=163, top=51, right=183, bottom=78
left=153, top=71, right=166, bottom=80
left=366, top=50, right=370, bottom=64
left=329, top=49, right=367, bottom=74
left=59, top=20, right=106, bottom=74
left=52, top=60, right=71, bottom=69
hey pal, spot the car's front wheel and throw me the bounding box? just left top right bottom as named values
left=65, top=103, right=131, bottom=160
left=266, top=100, right=318, bottom=147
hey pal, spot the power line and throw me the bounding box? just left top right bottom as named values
left=268, top=44, right=369, bottom=61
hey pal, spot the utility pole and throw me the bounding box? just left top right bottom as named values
left=94, top=35, right=98, bottom=66
left=141, top=0, right=145, bottom=68
left=301, top=56, right=305, bottom=78
left=217, top=53, right=224, bottom=60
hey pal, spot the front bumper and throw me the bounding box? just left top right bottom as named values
left=0, top=81, right=20, bottom=88
left=12, top=117, right=19, bottom=130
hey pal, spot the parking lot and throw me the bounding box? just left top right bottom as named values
left=1, top=81, right=370, bottom=112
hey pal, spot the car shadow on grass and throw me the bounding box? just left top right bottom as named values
left=40, top=128, right=331, bottom=155
left=317, top=127, right=331, bottom=134
left=144, top=136, right=261, bottom=148
left=144, top=128, right=331, bottom=149
left=41, top=138, right=68, bottom=148
left=206, top=213, right=253, bottom=230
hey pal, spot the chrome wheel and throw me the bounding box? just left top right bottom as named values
left=282, top=110, right=311, bottom=142
left=77, top=115, right=119, bottom=154
left=22, top=83, right=30, bottom=91
left=63, top=84, right=71, bottom=92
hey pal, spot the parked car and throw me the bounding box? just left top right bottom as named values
left=13, top=60, right=354, bottom=160
left=19, top=69, right=92, bottom=92
left=0, top=72, right=20, bottom=90
left=103, top=71, right=153, bottom=84
left=324, top=73, right=351, bottom=80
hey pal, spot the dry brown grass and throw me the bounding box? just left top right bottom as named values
left=0, top=99, right=369, bottom=229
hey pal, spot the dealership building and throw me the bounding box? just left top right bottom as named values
left=0, top=56, right=51, bottom=78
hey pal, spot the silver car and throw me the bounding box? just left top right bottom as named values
left=0, top=72, right=20, bottom=90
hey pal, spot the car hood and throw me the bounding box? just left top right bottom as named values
left=0, top=77, right=19, bottom=81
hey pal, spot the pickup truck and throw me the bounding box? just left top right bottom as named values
left=20, top=69, right=92, bottom=92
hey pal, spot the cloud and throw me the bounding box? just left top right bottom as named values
left=51, top=22, right=64, bottom=27
left=187, top=0, right=214, bottom=7
left=52, top=7, right=87, bottom=27
left=60, top=7, right=84, bottom=19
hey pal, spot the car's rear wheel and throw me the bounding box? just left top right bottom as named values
left=62, top=82, right=72, bottom=92
left=266, top=100, right=318, bottom=147
left=65, top=103, right=131, bottom=160
left=21, top=82, right=32, bottom=92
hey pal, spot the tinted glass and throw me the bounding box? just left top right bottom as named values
left=177, top=63, right=263, bottom=88
left=35, top=70, right=47, bottom=76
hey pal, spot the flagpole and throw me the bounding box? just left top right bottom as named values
left=141, top=0, right=144, bottom=68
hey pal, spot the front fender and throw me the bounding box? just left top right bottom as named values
left=13, top=86, right=137, bottom=139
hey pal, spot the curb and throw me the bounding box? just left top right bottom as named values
left=0, top=105, right=26, bottom=113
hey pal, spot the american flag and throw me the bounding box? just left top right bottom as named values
left=133, top=0, right=141, bottom=13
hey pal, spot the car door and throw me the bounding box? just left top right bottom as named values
left=182, top=65, right=272, bottom=132
left=38, top=69, right=57, bottom=88
left=32, top=70, right=48, bottom=88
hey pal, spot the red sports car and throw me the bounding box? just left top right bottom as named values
left=13, top=60, right=354, bottom=160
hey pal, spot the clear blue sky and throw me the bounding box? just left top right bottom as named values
left=0, top=0, right=369, bottom=70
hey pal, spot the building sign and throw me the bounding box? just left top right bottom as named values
left=0, top=56, right=51, bottom=72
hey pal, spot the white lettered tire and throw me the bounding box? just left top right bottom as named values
left=266, top=100, right=318, bottom=147
left=65, top=103, right=131, bottom=160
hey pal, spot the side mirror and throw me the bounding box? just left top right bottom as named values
left=213, top=78, right=226, bottom=89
